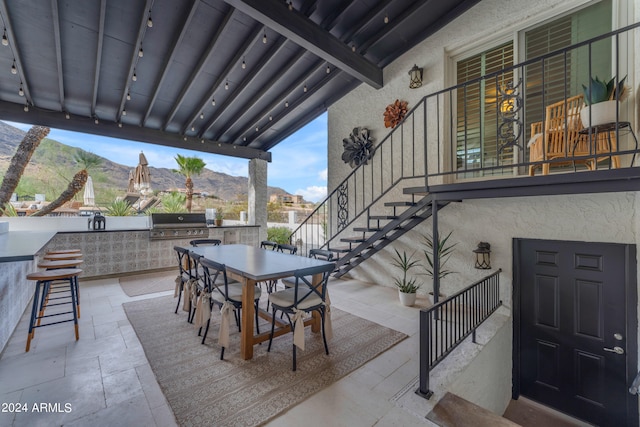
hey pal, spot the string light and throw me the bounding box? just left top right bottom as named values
left=200, top=112, right=204, bottom=119
left=262, top=31, right=267, bottom=44
left=288, top=2, right=293, bottom=11
left=352, top=45, right=356, bottom=52
left=243, top=137, right=247, bottom=142
left=65, top=112, right=70, bottom=119
left=132, top=71, right=137, bottom=81
left=118, top=122, right=123, bottom=128
left=94, top=116, right=99, bottom=124
left=269, top=115, right=273, bottom=121
left=211, top=98, right=216, bottom=106
left=18, top=84, right=23, bottom=96
left=242, top=58, right=246, bottom=69
left=126, top=92, right=131, bottom=101
left=285, top=100, right=289, bottom=107
left=225, top=80, right=229, bottom=90
left=255, top=126, right=259, bottom=132
left=326, top=66, right=331, bottom=74
left=384, top=13, right=389, bottom=24
left=147, top=13, right=153, bottom=28
left=138, top=47, right=144, bottom=58
left=303, top=84, right=307, bottom=93
left=10, top=60, right=16, bottom=74
left=1, top=30, right=8, bottom=46
left=191, top=126, right=195, bottom=131
left=184, top=136, right=187, bottom=141
left=122, top=109, right=127, bottom=116
left=23, top=103, right=29, bottom=112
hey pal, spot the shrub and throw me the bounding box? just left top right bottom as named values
left=267, top=226, right=292, bottom=244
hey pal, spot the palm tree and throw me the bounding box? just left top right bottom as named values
left=31, top=151, right=102, bottom=216
left=173, top=154, right=206, bottom=213
left=0, top=126, right=50, bottom=214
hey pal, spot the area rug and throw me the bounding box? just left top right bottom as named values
left=124, top=295, right=408, bottom=427
left=119, top=270, right=176, bottom=297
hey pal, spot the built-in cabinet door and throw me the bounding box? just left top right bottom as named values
left=516, top=238, right=637, bottom=426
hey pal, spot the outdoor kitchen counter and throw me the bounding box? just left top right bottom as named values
left=0, top=230, right=56, bottom=263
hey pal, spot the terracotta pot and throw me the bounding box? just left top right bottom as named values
left=398, top=290, right=416, bottom=307
left=580, top=100, right=618, bottom=127
left=214, top=219, right=223, bottom=226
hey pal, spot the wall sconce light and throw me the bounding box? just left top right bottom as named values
left=408, top=64, right=423, bottom=89
left=473, top=242, right=491, bottom=269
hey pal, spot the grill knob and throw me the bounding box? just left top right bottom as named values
left=160, top=231, right=165, bottom=237
left=173, top=230, right=178, bottom=236
left=187, top=230, right=191, bottom=235
left=199, top=230, right=204, bottom=235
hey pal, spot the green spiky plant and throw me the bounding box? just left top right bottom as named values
left=161, top=192, right=187, bottom=213
left=391, top=249, right=422, bottom=293
left=582, top=75, right=627, bottom=105
left=421, top=231, right=457, bottom=280
left=105, top=199, right=133, bottom=216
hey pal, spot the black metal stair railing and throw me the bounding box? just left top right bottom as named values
left=290, top=23, right=640, bottom=264
left=416, top=269, right=503, bottom=399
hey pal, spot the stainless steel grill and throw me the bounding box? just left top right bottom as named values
left=149, top=213, right=208, bottom=241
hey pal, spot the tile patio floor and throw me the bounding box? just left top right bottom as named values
left=0, top=273, right=436, bottom=427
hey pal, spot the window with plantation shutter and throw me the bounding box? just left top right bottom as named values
left=456, top=42, right=514, bottom=176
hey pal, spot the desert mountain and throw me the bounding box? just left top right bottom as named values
left=0, top=121, right=292, bottom=203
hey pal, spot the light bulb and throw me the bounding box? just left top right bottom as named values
left=201, top=139, right=204, bottom=143
left=94, top=117, right=99, bottom=124
left=384, top=14, right=389, bottom=24
left=303, top=84, right=307, bottom=92
left=138, top=48, right=143, bottom=58
left=65, top=112, right=70, bottom=119
left=255, top=127, right=259, bottom=132
left=262, top=32, right=267, bottom=44
left=225, top=81, right=229, bottom=90
left=118, top=122, right=123, bottom=128
left=126, top=92, right=131, bottom=100
left=147, top=16, right=153, bottom=28
left=184, top=136, right=187, bottom=141
left=242, top=59, right=246, bottom=69
left=211, top=98, right=216, bottom=106
left=23, top=104, right=29, bottom=112
left=2, top=32, right=8, bottom=46
left=10, top=61, right=16, bottom=74
left=191, top=126, right=195, bottom=131
left=122, top=109, right=127, bottom=116
left=243, top=137, right=247, bottom=142
left=285, top=100, right=289, bottom=107
left=288, top=2, right=293, bottom=11
left=200, top=112, right=204, bottom=119
left=352, top=45, right=356, bottom=52
left=269, top=115, right=272, bottom=121
left=326, top=66, right=330, bottom=74
left=18, top=86, right=23, bottom=96
left=132, top=72, right=137, bottom=81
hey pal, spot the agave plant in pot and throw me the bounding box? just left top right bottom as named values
left=391, top=249, right=422, bottom=306
left=580, top=75, right=627, bottom=127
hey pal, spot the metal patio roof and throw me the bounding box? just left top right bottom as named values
left=0, top=0, right=479, bottom=161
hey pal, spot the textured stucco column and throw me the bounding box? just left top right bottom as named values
left=248, top=158, right=268, bottom=244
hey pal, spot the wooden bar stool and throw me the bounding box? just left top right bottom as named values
left=38, top=259, right=84, bottom=317
left=43, top=253, right=83, bottom=261
left=46, top=249, right=82, bottom=255
left=25, top=268, right=82, bottom=352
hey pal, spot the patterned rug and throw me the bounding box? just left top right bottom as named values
left=124, top=295, right=407, bottom=427
left=119, top=270, right=176, bottom=297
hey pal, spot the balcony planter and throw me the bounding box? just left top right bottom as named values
left=580, top=100, right=618, bottom=127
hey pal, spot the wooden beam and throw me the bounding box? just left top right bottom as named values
left=91, top=0, right=106, bottom=116
left=224, top=0, right=382, bottom=89
left=51, top=0, right=65, bottom=110
left=163, top=7, right=235, bottom=130
left=0, top=100, right=271, bottom=161
left=142, top=0, right=198, bottom=126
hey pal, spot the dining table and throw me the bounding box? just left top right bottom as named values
left=188, top=243, right=335, bottom=360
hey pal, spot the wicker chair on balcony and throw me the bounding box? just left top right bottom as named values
left=528, top=94, right=619, bottom=176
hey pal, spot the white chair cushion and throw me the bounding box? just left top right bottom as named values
left=213, top=282, right=261, bottom=302
left=268, top=287, right=322, bottom=310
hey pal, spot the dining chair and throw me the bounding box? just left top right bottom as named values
left=258, top=240, right=279, bottom=303
left=267, top=262, right=335, bottom=371
left=189, top=239, right=222, bottom=247
left=173, top=246, right=198, bottom=316
left=276, top=243, right=298, bottom=254
left=281, top=249, right=334, bottom=288
left=260, top=240, right=278, bottom=250
left=194, top=254, right=262, bottom=360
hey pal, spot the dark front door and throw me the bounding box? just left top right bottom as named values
left=516, top=238, right=637, bottom=426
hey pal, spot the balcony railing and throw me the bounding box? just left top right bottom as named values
left=290, top=23, right=640, bottom=254
left=416, top=269, right=503, bottom=399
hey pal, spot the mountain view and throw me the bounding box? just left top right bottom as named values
left=0, top=121, right=291, bottom=205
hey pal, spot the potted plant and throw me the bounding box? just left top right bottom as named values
left=421, top=230, right=457, bottom=304
left=391, top=249, right=422, bottom=306
left=214, top=210, right=224, bottom=227
left=580, top=75, right=627, bottom=127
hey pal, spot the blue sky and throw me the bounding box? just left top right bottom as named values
left=4, top=112, right=328, bottom=202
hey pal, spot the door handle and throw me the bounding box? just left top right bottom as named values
left=604, top=346, right=624, bottom=355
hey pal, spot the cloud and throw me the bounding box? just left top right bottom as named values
left=295, top=186, right=327, bottom=203
left=318, top=168, right=327, bottom=181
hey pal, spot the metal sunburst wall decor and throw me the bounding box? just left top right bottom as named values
left=383, top=99, right=408, bottom=128
left=341, top=127, right=375, bottom=168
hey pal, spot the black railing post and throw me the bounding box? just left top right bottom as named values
left=416, top=309, right=433, bottom=399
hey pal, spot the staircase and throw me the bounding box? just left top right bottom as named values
left=330, top=187, right=450, bottom=278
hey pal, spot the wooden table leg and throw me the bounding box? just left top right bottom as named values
left=311, top=273, right=321, bottom=333
left=240, top=278, right=256, bottom=360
